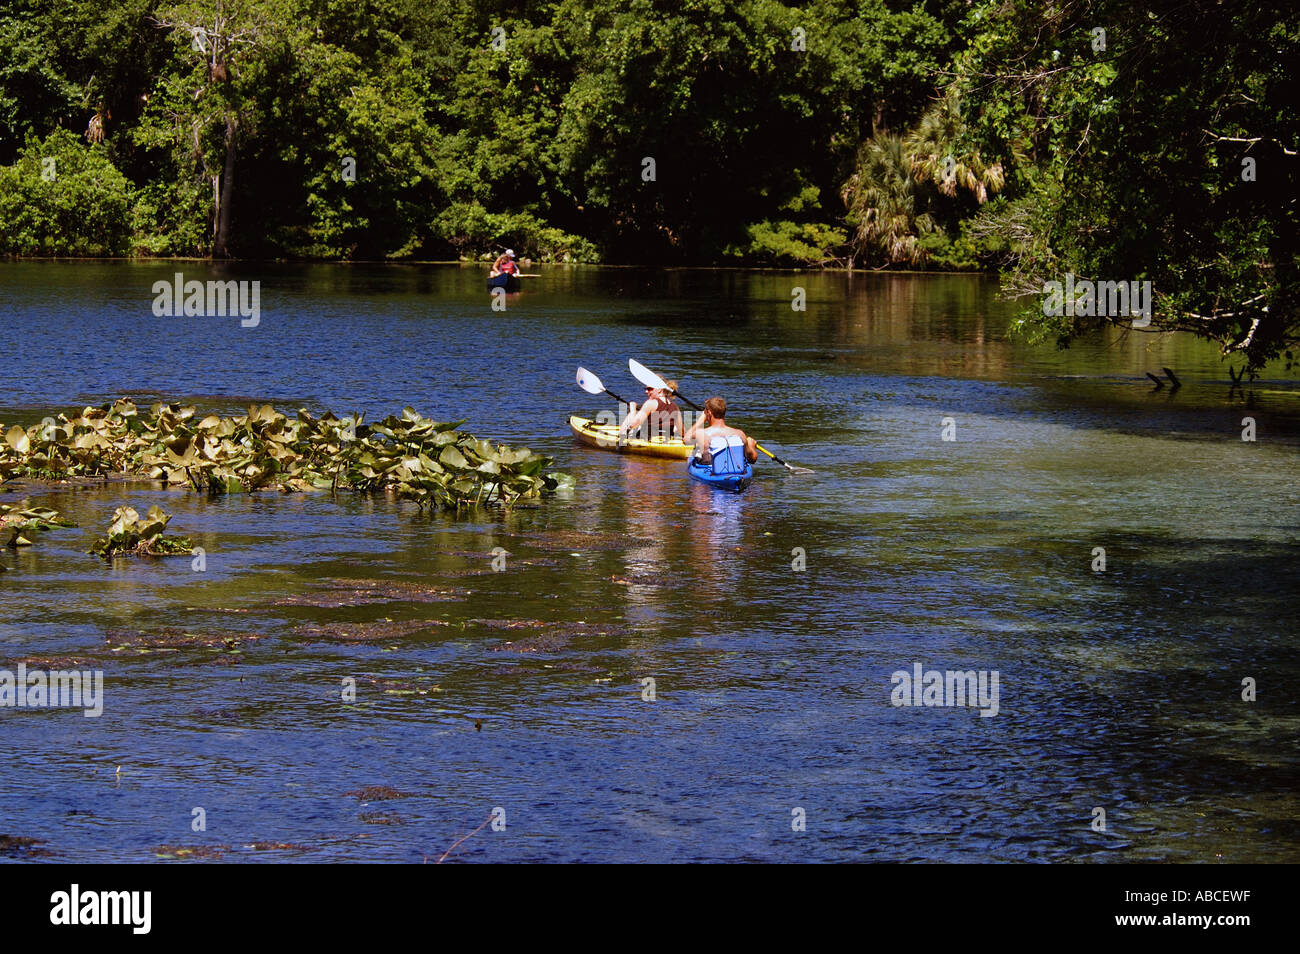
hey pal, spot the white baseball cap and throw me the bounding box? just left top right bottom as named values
left=505, top=249, right=515, bottom=257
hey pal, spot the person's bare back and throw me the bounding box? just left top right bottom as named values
left=685, top=396, right=757, bottom=465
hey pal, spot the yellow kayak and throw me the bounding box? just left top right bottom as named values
left=568, top=415, right=692, bottom=460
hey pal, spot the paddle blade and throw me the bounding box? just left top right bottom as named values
left=628, top=358, right=668, bottom=390
left=757, top=443, right=815, bottom=474
left=576, top=367, right=606, bottom=395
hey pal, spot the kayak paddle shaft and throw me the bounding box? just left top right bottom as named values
left=626, top=359, right=812, bottom=474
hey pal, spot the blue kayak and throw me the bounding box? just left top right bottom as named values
left=687, top=457, right=753, bottom=492
left=487, top=273, right=521, bottom=292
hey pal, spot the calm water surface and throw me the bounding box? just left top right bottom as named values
left=1, top=262, right=1297, bottom=862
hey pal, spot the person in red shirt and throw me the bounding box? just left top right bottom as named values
left=491, top=249, right=518, bottom=276
left=620, top=380, right=684, bottom=441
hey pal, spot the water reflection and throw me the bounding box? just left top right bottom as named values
left=617, top=458, right=678, bottom=616
left=685, top=483, right=750, bottom=593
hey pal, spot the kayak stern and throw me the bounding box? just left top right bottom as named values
left=687, top=458, right=754, bottom=492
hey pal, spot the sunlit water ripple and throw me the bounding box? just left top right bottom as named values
left=1, top=262, right=1296, bottom=862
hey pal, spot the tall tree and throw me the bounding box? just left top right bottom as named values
left=148, top=0, right=274, bottom=257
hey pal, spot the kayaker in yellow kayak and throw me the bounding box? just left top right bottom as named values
left=685, top=396, right=758, bottom=467
left=620, top=380, right=684, bottom=440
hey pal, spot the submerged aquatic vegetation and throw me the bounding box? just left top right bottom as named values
left=89, top=505, right=194, bottom=558
left=482, top=619, right=630, bottom=653
left=0, top=835, right=55, bottom=859
left=153, top=845, right=227, bottom=860
left=510, top=529, right=650, bottom=551
left=103, top=627, right=261, bottom=651
left=360, top=812, right=406, bottom=826
left=273, top=578, right=468, bottom=608
left=290, top=619, right=450, bottom=643
left=345, top=786, right=414, bottom=801
left=1, top=501, right=74, bottom=548
left=153, top=842, right=311, bottom=860
left=0, top=400, right=574, bottom=510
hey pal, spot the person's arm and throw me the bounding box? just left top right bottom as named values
left=619, top=399, right=654, bottom=435
left=684, top=412, right=705, bottom=441
left=742, top=433, right=758, bottom=463
left=671, top=408, right=684, bottom=439
left=693, top=429, right=712, bottom=462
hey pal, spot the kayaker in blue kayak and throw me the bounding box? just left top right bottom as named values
left=619, top=379, right=684, bottom=440
left=685, top=396, right=757, bottom=473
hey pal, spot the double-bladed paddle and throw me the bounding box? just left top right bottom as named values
left=627, top=359, right=814, bottom=474
left=576, top=367, right=632, bottom=407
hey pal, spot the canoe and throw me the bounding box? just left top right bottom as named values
left=487, top=273, right=521, bottom=292
left=687, top=457, right=753, bottom=492
left=568, top=415, right=692, bottom=460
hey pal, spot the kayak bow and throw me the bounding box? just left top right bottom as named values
left=568, top=415, right=692, bottom=460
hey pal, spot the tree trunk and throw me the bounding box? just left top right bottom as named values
left=214, top=113, right=238, bottom=258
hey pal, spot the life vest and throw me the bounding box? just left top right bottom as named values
left=705, top=434, right=747, bottom=475
left=649, top=397, right=679, bottom=437
left=627, top=397, right=678, bottom=439
left=500, top=260, right=517, bottom=274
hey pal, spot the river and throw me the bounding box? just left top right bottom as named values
left=1, top=261, right=1296, bottom=862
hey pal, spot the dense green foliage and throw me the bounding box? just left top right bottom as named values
left=0, top=129, right=132, bottom=254
left=948, top=0, right=1300, bottom=371
left=1, top=0, right=1296, bottom=366
left=0, top=0, right=962, bottom=264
